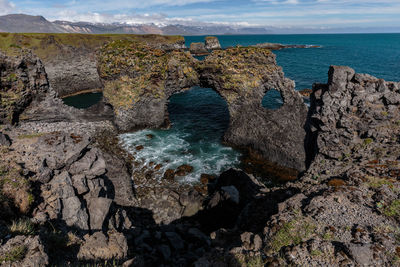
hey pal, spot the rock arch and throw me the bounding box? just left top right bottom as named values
left=98, top=42, right=308, bottom=171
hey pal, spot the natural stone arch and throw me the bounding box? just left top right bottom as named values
left=98, top=42, right=307, bottom=171
left=196, top=48, right=308, bottom=171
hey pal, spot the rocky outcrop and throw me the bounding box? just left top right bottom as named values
left=198, top=48, right=308, bottom=171
left=0, top=235, right=48, bottom=267
left=98, top=40, right=199, bottom=131
left=99, top=44, right=307, bottom=171
left=0, top=51, right=49, bottom=124
left=0, top=33, right=187, bottom=97
left=256, top=67, right=400, bottom=266
left=189, top=42, right=209, bottom=56
left=307, top=65, right=400, bottom=164
left=205, top=36, right=221, bottom=50
left=251, top=42, right=321, bottom=50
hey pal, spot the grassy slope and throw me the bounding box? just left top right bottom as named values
left=0, top=33, right=184, bottom=61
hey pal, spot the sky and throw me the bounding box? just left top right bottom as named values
left=0, top=0, right=400, bottom=30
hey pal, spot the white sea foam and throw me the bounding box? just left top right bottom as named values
left=120, top=129, right=241, bottom=183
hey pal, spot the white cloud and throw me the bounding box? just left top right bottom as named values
left=0, top=0, right=15, bottom=15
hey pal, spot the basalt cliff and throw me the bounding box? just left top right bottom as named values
left=0, top=35, right=399, bottom=266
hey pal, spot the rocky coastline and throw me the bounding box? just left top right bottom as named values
left=0, top=34, right=399, bottom=266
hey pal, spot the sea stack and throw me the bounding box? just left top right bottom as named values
left=205, top=36, right=221, bottom=50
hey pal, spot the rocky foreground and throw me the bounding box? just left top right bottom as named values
left=0, top=37, right=399, bottom=266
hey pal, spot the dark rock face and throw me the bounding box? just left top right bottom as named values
left=45, top=51, right=103, bottom=97
left=100, top=45, right=307, bottom=171
left=0, top=51, right=49, bottom=124
left=307, top=65, right=400, bottom=163
left=198, top=48, right=308, bottom=171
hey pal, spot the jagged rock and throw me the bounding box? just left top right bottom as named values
left=205, top=36, right=221, bottom=50
left=175, top=164, right=194, bottom=176
left=78, top=231, right=128, bottom=261
left=71, top=174, right=89, bottom=195
left=240, top=232, right=262, bottom=251
left=69, top=148, right=106, bottom=179
left=308, top=66, right=400, bottom=164
left=46, top=171, right=89, bottom=229
left=0, top=235, right=48, bottom=267
left=0, top=132, right=11, bottom=146
left=36, top=159, right=53, bottom=183
left=34, top=133, right=91, bottom=170
left=0, top=51, right=49, bottom=125
left=87, top=197, right=113, bottom=230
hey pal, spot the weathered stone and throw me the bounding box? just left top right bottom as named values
left=87, top=197, right=113, bottom=230
left=50, top=171, right=89, bottom=230
left=71, top=174, right=89, bottom=195
left=78, top=231, right=128, bottom=261
left=0, top=235, right=48, bottom=267
left=164, top=169, right=175, bottom=180
left=0, top=51, right=49, bottom=125
left=0, top=132, right=11, bottom=146
left=175, top=164, right=194, bottom=176
left=205, top=36, right=221, bottom=50
left=69, top=148, right=106, bottom=179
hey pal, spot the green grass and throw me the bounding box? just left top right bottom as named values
left=0, top=33, right=184, bottom=61
left=235, top=254, right=264, bottom=267
left=311, top=250, right=323, bottom=257
left=385, top=200, right=400, bottom=218
left=17, top=133, right=45, bottom=139
left=366, top=175, right=395, bottom=189
left=363, top=138, right=374, bottom=146
left=268, top=216, right=316, bottom=253
left=0, top=245, right=27, bottom=263
left=9, top=218, right=36, bottom=236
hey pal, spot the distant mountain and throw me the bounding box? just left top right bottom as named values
left=0, top=14, right=68, bottom=33
left=0, top=14, right=271, bottom=35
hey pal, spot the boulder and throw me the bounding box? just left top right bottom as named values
left=78, top=231, right=128, bottom=261
left=87, top=197, right=113, bottom=230
left=50, top=171, right=89, bottom=230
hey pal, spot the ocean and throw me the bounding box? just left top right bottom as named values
left=66, top=34, right=400, bottom=182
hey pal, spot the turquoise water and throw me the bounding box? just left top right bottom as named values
left=120, top=87, right=240, bottom=182
left=122, top=34, right=400, bottom=181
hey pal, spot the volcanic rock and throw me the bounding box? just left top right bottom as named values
left=205, top=36, right=221, bottom=50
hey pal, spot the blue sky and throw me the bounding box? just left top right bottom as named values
left=1, top=0, right=400, bottom=29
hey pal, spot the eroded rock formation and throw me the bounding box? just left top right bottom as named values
left=205, top=36, right=221, bottom=50
left=0, top=33, right=186, bottom=97
left=0, top=51, right=49, bottom=124
left=99, top=44, right=307, bottom=171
